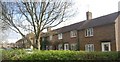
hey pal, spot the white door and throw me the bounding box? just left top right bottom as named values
left=102, top=42, right=111, bottom=52
left=64, top=44, right=69, bottom=50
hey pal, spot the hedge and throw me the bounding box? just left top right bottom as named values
left=1, top=49, right=120, bottom=60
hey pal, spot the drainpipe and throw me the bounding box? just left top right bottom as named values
left=77, top=30, right=80, bottom=51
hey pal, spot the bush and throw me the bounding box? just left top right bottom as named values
left=2, top=49, right=26, bottom=60
left=2, top=50, right=119, bottom=60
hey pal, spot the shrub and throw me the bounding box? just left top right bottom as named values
left=2, top=50, right=119, bottom=60
left=2, top=49, right=26, bottom=60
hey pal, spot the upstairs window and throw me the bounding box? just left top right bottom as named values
left=70, top=30, right=77, bottom=37
left=85, top=28, right=93, bottom=37
left=58, top=33, right=62, bottom=39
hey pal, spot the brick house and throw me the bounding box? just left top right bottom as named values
left=45, top=11, right=120, bottom=52
left=15, top=11, right=120, bottom=52
left=15, top=32, right=35, bottom=49
left=15, top=32, right=47, bottom=49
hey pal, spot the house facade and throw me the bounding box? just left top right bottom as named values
left=15, top=32, right=35, bottom=49
left=15, top=11, right=120, bottom=52
left=45, top=11, right=120, bottom=52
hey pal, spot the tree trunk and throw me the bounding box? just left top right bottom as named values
left=37, top=39, right=41, bottom=50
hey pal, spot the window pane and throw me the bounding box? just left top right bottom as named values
left=71, top=44, right=76, bottom=50
left=104, top=44, right=109, bottom=51
left=70, top=30, right=77, bottom=37
left=58, top=44, right=63, bottom=50
left=85, top=28, right=93, bottom=37
left=58, top=33, right=62, bottom=39
left=85, top=44, right=94, bottom=52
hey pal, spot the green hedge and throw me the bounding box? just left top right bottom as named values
left=2, top=49, right=119, bottom=60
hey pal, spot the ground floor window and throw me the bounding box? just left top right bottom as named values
left=85, top=44, right=94, bottom=52
left=46, top=46, right=49, bottom=50
left=49, top=46, right=52, bottom=50
left=58, top=44, right=63, bottom=50
left=71, top=43, right=77, bottom=50
left=101, top=42, right=111, bottom=52
left=64, top=43, right=69, bottom=50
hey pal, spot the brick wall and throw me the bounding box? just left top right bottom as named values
left=79, top=24, right=116, bottom=51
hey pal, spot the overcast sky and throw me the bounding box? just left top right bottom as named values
left=7, top=0, right=120, bottom=43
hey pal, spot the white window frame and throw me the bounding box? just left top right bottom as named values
left=64, top=43, right=69, bottom=50
left=70, top=30, right=77, bottom=37
left=49, top=35, right=52, bottom=40
left=101, top=42, right=111, bottom=52
left=85, top=44, right=94, bottom=52
left=85, top=28, right=93, bottom=37
left=58, top=44, right=63, bottom=50
left=58, top=33, right=62, bottom=39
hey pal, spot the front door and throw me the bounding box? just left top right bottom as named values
left=64, top=44, right=69, bottom=50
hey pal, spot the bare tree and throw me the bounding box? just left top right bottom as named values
left=0, top=0, right=75, bottom=50
left=0, top=6, right=9, bottom=43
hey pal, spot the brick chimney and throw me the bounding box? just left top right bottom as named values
left=86, top=11, right=92, bottom=20
left=47, top=27, right=51, bottom=32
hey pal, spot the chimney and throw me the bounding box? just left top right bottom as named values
left=47, top=27, right=51, bottom=32
left=86, top=11, right=92, bottom=20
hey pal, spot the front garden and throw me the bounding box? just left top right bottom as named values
left=1, top=49, right=120, bottom=61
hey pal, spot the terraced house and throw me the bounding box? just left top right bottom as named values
left=16, top=11, right=120, bottom=52
left=44, top=11, right=120, bottom=52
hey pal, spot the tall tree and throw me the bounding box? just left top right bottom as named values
left=0, top=0, right=74, bottom=50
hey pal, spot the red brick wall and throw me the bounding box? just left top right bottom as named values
left=49, top=31, right=79, bottom=50
left=79, top=24, right=116, bottom=51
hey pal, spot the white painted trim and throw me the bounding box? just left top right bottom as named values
left=85, top=28, right=94, bottom=37
left=115, top=17, right=119, bottom=51
left=58, top=33, right=62, bottom=39
left=64, top=44, right=69, bottom=50
left=101, top=42, right=111, bottom=52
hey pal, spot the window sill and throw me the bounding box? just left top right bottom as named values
left=85, top=35, right=93, bottom=38
left=70, top=36, right=77, bottom=38
left=58, top=39, right=63, bottom=40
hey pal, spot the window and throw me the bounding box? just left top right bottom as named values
left=70, top=30, right=77, bottom=37
left=85, top=44, right=94, bottom=52
left=49, top=46, right=52, bottom=50
left=71, top=44, right=77, bottom=50
left=101, top=42, right=111, bottom=52
left=46, top=46, right=49, bottom=50
left=58, top=44, right=63, bottom=50
left=42, top=37, right=45, bottom=41
left=49, top=35, right=52, bottom=40
left=64, top=43, right=69, bottom=50
left=58, top=33, right=62, bottom=39
left=85, top=28, right=93, bottom=37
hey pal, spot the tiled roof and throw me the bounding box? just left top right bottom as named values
left=53, top=11, right=120, bottom=33
left=79, top=11, right=120, bottom=29
left=54, top=21, right=85, bottom=33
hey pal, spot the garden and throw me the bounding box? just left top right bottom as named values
left=1, top=49, right=120, bottom=60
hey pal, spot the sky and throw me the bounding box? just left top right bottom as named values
left=6, top=0, right=120, bottom=43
